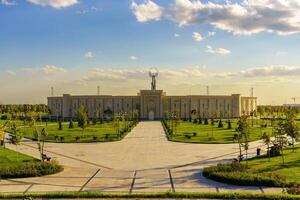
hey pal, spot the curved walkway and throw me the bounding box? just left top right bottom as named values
left=1, top=122, right=283, bottom=194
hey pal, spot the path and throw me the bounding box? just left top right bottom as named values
left=1, top=122, right=283, bottom=194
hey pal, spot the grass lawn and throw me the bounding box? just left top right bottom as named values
left=18, top=121, right=135, bottom=143
left=203, top=144, right=300, bottom=187
left=245, top=144, right=300, bottom=184
left=164, top=119, right=275, bottom=144
left=0, top=147, right=62, bottom=178
left=0, top=146, right=37, bottom=165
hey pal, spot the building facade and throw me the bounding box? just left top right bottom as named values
left=48, top=78, right=257, bottom=120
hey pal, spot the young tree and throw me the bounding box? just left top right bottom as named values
left=261, top=132, right=271, bottom=162
left=236, top=116, right=250, bottom=166
left=275, top=119, right=288, bottom=165
left=284, top=109, right=299, bottom=152
left=0, top=125, right=5, bottom=148
left=8, top=122, right=23, bottom=161
left=233, top=133, right=243, bottom=162
left=218, top=119, right=223, bottom=128
left=69, top=119, right=74, bottom=129
left=78, top=106, right=88, bottom=134
left=58, top=119, right=62, bottom=130
left=34, top=127, right=48, bottom=161
left=227, top=120, right=232, bottom=129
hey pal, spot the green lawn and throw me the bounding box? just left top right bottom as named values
left=0, top=147, right=63, bottom=178
left=164, top=119, right=277, bottom=144
left=18, top=121, right=135, bottom=143
left=203, top=144, right=300, bottom=187
left=245, top=145, right=300, bottom=184
left=0, top=146, right=37, bottom=165
left=0, top=119, right=57, bottom=127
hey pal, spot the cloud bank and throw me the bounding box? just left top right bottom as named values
left=27, top=0, right=78, bottom=9
left=131, top=0, right=300, bottom=35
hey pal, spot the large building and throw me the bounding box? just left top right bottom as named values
left=48, top=71, right=257, bottom=120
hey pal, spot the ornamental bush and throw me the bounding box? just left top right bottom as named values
left=0, top=161, right=63, bottom=178
left=203, top=163, right=286, bottom=187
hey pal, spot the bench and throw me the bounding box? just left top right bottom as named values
left=42, top=154, right=51, bottom=162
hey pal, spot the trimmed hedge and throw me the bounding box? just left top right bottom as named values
left=0, top=161, right=63, bottom=178
left=0, top=191, right=300, bottom=200
left=203, top=163, right=287, bottom=187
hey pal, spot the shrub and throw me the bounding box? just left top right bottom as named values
left=287, top=184, right=300, bottom=195
left=198, top=117, right=202, bottom=124
left=203, top=163, right=286, bottom=187
left=69, top=120, right=74, bottom=129
left=184, top=133, right=192, bottom=139
left=227, top=120, right=232, bottom=129
left=218, top=120, right=223, bottom=128
left=0, top=161, right=63, bottom=178
left=58, top=120, right=62, bottom=130
left=204, top=118, right=209, bottom=125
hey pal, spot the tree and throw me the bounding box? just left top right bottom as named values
left=236, top=116, right=250, bottom=166
left=69, top=119, right=74, bottom=129
left=218, top=119, right=223, bottom=128
left=8, top=122, right=23, bottom=161
left=78, top=106, right=88, bottom=134
left=284, top=109, right=299, bottom=152
left=233, top=133, right=242, bottom=162
left=275, top=119, right=288, bottom=165
left=58, top=119, right=62, bottom=130
left=34, top=127, right=48, bottom=161
left=261, top=132, right=271, bottom=162
left=114, top=113, right=121, bottom=138
left=227, top=120, right=232, bottom=129
left=0, top=125, right=5, bottom=148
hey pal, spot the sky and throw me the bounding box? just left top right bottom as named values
left=1, top=0, right=300, bottom=105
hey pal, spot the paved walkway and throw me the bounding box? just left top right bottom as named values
left=1, top=122, right=283, bottom=194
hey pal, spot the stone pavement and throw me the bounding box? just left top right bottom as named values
left=1, top=121, right=284, bottom=194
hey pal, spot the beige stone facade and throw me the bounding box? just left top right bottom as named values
left=48, top=89, right=257, bottom=120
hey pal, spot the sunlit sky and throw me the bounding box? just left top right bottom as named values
left=1, top=0, right=300, bottom=105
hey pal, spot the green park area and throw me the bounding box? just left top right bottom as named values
left=0, top=147, right=62, bottom=178
left=163, top=118, right=272, bottom=143
left=203, top=144, right=300, bottom=188
left=18, top=120, right=136, bottom=143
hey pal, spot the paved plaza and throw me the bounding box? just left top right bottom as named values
left=1, top=122, right=283, bottom=194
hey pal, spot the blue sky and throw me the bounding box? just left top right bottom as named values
left=1, top=0, right=300, bottom=104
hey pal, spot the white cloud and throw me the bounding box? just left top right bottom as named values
left=174, top=33, right=180, bottom=37
left=22, top=65, right=67, bottom=75
left=206, top=45, right=231, bottom=55
left=1, top=0, right=16, bottom=6
left=192, top=32, right=204, bottom=42
left=131, top=0, right=163, bottom=22
left=6, top=70, right=16, bottom=76
left=84, top=52, right=94, bottom=59
left=129, top=55, right=138, bottom=60
left=207, top=31, right=216, bottom=37
left=133, top=0, right=300, bottom=35
left=83, top=67, right=205, bottom=82
left=216, top=66, right=300, bottom=78
left=76, top=6, right=100, bottom=14
left=27, top=0, right=78, bottom=9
